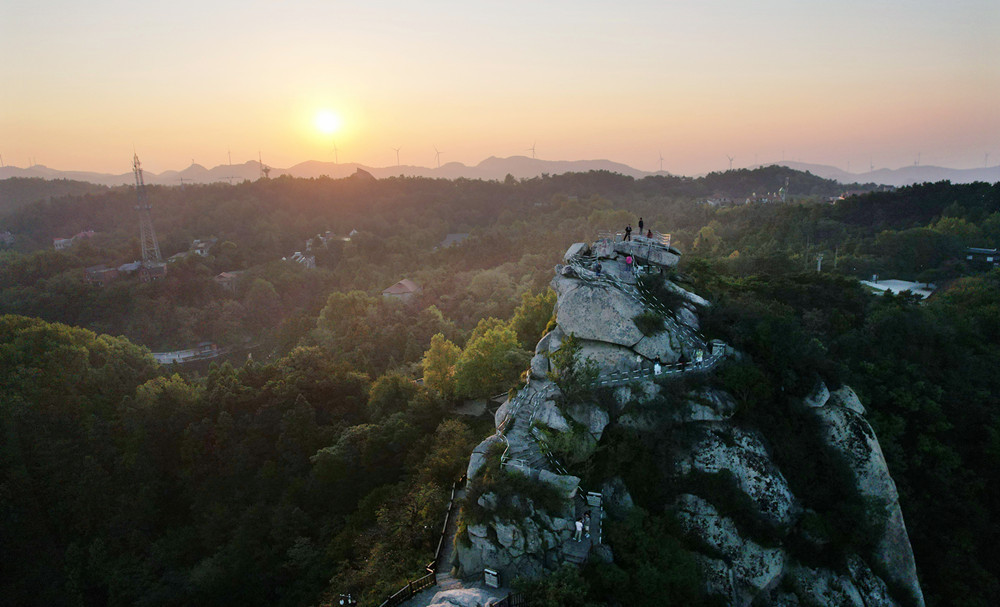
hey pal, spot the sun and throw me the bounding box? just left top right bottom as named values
left=314, top=110, right=342, bottom=135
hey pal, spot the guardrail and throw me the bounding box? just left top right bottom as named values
left=376, top=475, right=467, bottom=607
left=596, top=229, right=671, bottom=247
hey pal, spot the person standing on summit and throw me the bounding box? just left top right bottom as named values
left=624, top=224, right=632, bottom=241
left=638, top=217, right=644, bottom=235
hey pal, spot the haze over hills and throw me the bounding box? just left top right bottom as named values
left=1, top=156, right=998, bottom=188
left=775, top=161, right=1000, bottom=188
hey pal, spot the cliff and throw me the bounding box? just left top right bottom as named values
left=453, top=237, right=924, bottom=607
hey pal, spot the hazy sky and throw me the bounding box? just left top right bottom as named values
left=3, top=0, right=998, bottom=175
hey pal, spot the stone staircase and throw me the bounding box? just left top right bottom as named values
left=502, top=397, right=549, bottom=475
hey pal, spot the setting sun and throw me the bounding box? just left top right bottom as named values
left=314, top=110, right=342, bottom=135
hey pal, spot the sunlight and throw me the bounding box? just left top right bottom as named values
left=314, top=110, right=342, bottom=135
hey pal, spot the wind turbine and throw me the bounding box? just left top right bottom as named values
left=986, top=152, right=991, bottom=168
left=658, top=152, right=664, bottom=172
left=527, top=142, right=536, bottom=159
left=870, top=157, right=875, bottom=173
left=434, top=146, right=442, bottom=168
left=332, top=141, right=339, bottom=164
left=392, top=147, right=400, bottom=167
left=726, top=155, right=734, bottom=171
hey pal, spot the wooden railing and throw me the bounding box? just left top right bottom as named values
left=376, top=475, right=467, bottom=607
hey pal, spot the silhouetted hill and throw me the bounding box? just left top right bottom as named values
left=0, top=177, right=109, bottom=216
left=0, top=156, right=664, bottom=186
left=778, top=161, right=1000, bottom=187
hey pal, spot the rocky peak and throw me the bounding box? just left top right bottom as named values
left=454, top=239, right=924, bottom=607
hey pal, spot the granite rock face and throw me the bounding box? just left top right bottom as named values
left=453, top=243, right=923, bottom=607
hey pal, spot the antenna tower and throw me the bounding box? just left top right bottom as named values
left=258, top=151, right=271, bottom=179
left=527, top=142, right=536, bottom=159
left=133, top=153, right=162, bottom=265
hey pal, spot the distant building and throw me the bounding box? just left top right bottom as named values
left=191, top=238, right=217, bottom=257
left=286, top=251, right=316, bottom=269
left=167, top=251, right=191, bottom=263
left=118, top=261, right=142, bottom=274
left=966, top=247, right=1000, bottom=269
left=84, top=264, right=119, bottom=286
left=860, top=277, right=935, bottom=300
left=53, top=230, right=95, bottom=251
left=438, top=233, right=469, bottom=248
left=214, top=271, right=243, bottom=294
left=382, top=279, right=422, bottom=302
left=140, top=263, right=167, bottom=282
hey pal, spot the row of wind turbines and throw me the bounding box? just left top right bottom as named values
left=329, top=142, right=542, bottom=169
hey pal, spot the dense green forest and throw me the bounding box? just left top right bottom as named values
left=2, top=171, right=999, bottom=606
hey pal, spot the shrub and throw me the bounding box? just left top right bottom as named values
left=633, top=311, right=666, bottom=336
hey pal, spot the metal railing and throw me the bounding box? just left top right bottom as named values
left=596, top=229, right=671, bottom=247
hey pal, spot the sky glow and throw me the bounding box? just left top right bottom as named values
left=2, top=0, right=998, bottom=175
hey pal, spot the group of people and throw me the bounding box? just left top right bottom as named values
left=573, top=511, right=592, bottom=542
left=623, top=217, right=653, bottom=242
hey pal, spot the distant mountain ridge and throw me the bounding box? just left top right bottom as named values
left=1, top=157, right=997, bottom=188
left=775, top=161, right=1000, bottom=188
left=0, top=156, right=664, bottom=187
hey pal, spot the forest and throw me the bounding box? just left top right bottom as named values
left=1, top=169, right=999, bottom=606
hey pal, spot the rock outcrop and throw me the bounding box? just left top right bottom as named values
left=453, top=240, right=924, bottom=606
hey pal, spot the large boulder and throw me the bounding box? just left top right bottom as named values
left=802, top=381, right=831, bottom=408
left=611, top=240, right=681, bottom=268
left=550, top=279, right=645, bottom=347
left=533, top=399, right=570, bottom=433
left=427, top=587, right=507, bottom=607
left=537, top=469, right=580, bottom=500
left=566, top=403, right=610, bottom=440
left=467, top=434, right=503, bottom=480
left=494, top=520, right=525, bottom=557
left=633, top=329, right=682, bottom=363
left=811, top=397, right=925, bottom=606
left=662, top=279, right=710, bottom=307
left=829, top=385, right=866, bottom=414
left=678, top=388, right=737, bottom=422
left=534, top=326, right=564, bottom=356
left=601, top=476, right=635, bottom=518
left=529, top=353, right=549, bottom=379
left=673, top=493, right=785, bottom=604
left=575, top=339, right=640, bottom=374
left=563, top=242, right=590, bottom=262
left=672, top=424, right=798, bottom=526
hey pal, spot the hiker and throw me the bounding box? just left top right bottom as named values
left=654, top=362, right=662, bottom=375
left=625, top=255, right=633, bottom=276
left=595, top=261, right=602, bottom=276
left=583, top=511, right=592, bottom=539
left=574, top=518, right=584, bottom=541
left=624, top=224, right=632, bottom=241
left=638, top=217, right=644, bottom=234
left=647, top=229, right=653, bottom=239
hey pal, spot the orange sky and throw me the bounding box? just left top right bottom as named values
left=2, top=1, right=998, bottom=175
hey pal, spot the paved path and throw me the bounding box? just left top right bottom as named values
left=562, top=492, right=605, bottom=565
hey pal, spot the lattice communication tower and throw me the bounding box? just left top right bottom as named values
left=133, top=153, right=162, bottom=264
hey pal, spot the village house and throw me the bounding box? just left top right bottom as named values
left=53, top=230, right=95, bottom=251
left=966, top=247, right=1000, bottom=269
left=382, top=279, right=422, bottom=302
left=213, top=271, right=243, bottom=294
left=84, top=264, right=119, bottom=286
